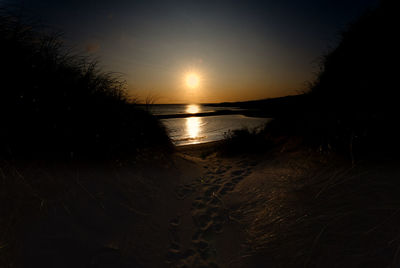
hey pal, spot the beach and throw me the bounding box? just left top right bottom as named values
left=154, top=104, right=270, bottom=146
left=4, top=133, right=400, bottom=267
left=2, top=1, right=399, bottom=266
left=7, top=140, right=284, bottom=267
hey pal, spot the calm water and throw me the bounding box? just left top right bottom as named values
left=146, top=103, right=243, bottom=116
left=151, top=104, right=271, bottom=146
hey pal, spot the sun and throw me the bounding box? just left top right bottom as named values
left=186, top=73, right=200, bottom=89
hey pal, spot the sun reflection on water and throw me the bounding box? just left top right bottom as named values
left=186, top=117, right=201, bottom=139
left=186, top=104, right=200, bottom=114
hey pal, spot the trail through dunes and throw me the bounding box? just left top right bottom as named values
left=165, top=146, right=259, bottom=268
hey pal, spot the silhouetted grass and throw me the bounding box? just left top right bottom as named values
left=0, top=8, right=173, bottom=267
left=218, top=126, right=271, bottom=155
left=0, top=8, right=172, bottom=160
left=226, top=1, right=398, bottom=161
left=219, top=2, right=400, bottom=266
left=286, top=0, right=398, bottom=158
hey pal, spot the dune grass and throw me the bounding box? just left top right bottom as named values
left=293, top=0, right=398, bottom=157
left=0, top=8, right=172, bottom=160
left=220, top=2, right=400, bottom=266
left=235, top=149, right=400, bottom=267
left=217, top=125, right=274, bottom=155
left=222, top=1, right=398, bottom=161
left=0, top=8, right=173, bottom=267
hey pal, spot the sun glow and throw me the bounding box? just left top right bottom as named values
left=186, top=73, right=200, bottom=89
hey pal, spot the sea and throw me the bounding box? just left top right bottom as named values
left=145, top=104, right=271, bottom=146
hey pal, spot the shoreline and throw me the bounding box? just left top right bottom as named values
left=177, top=140, right=222, bottom=149
left=155, top=109, right=272, bottom=119
left=176, top=140, right=222, bottom=157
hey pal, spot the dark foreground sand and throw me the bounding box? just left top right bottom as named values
left=5, top=141, right=275, bottom=267
left=155, top=141, right=400, bottom=267
left=166, top=141, right=311, bottom=267
left=5, top=141, right=400, bottom=267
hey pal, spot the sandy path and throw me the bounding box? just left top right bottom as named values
left=165, top=148, right=257, bottom=268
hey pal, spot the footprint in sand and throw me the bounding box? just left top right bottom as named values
left=166, top=160, right=256, bottom=267
left=192, top=199, right=206, bottom=209
left=231, top=169, right=244, bottom=176
left=212, top=178, right=222, bottom=184
left=166, top=248, right=181, bottom=263
left=214, top=168, right=226, bottom=175
left=192, top=238, right=209, bottom=252
left=174, top=183, right=196, bottom=200
left=218, top=182, right=234, bottom=195
left=203, top=185, right=220, bottom=196
left=192, top=210, right=213, bottom=231
left=169, top=216, right=181, bottom=228
left=232, top=176, right=244, bottom=184
left=208, top=197, right=222, bottom=206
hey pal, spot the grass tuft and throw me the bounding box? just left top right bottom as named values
left=0, top=7, right=172, bottom=160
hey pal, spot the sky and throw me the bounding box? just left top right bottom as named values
left=5, top=0, right=379, bottom=103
